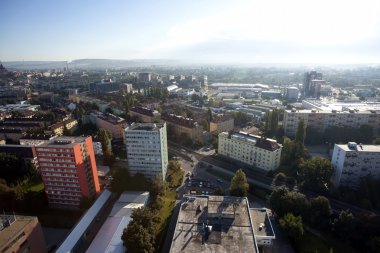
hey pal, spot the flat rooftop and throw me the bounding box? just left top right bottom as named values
left=0, top=215, right=37, bottom=250
left=169, top=195, right=258, bottom=253
left=38, top=136, right=90, bottom=148
left=336, top=143, right=380, bottom=152
left=250, top=208, right=275, bottom=238
left=126, top=123, right=164, bottom=132
left=86, top=191, right=149, bottom=253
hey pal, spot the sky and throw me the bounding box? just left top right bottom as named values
left=1, top=0, right=380, bottom=64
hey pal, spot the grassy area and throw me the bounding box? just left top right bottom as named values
left=26, top=181, right=44, bottom=192
left=295, top=230, right=358, bottom=253
left=205, top=167, right=232, bottom=181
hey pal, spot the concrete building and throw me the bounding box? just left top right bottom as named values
left=86, top=191, right=149, bottom=253
left=169, top=195, right=275, bottom=253
left=95, top=113, right=127, bottom=140
left=36, top=136, right=100, bottom=208
left=129, top=106, right=161, bottom=123
left=19, top=133, right=57, bottom=146
left=218, top=132, right=282, bottom=171
left=125, top=123, right=168, bottom=180
left=283, top=109, right=380, bottom=137
left=0, top=215, right=47, bottom=253
left=285, top=87, right=299, bottom=101
left=161, top=114, right=203, bottom=144
left=56, top=190, right=112, bottom=253
left=210, top=115, right=234, bottom=134
left=138, top=72, right=151, bottom=83
left=303, top=71, right=323, bottom=97
left=47, top=118, right=78, bottom=135
left=89, top=80, right=121, bottom=94
left=331, top=142, right=380, bottom=188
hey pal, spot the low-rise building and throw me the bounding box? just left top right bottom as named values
left=169, top=195, right=275, bottom=253
left=283, top=109, right=380, bottom=137
left=210, top=115, right=234, bottom=133
left=86, top=191, right=149, bottom=253
left=0, top=215, right=47, bottom=253
left=129, top=107, right=161, bottom=123
left=218, top=132, right=282, bottom=171
left=161, top=114, right=203, bottom=144
left=95, top=113, right=127, bottom=140
left=125, top=123, right=168, bottom=180
left=331, top=142, right=380, bottom=188
left=47, top=118, right=78, bottom=135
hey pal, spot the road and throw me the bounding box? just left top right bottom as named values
left=168, top=142, right=377, bottom=216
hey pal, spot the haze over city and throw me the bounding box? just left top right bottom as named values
left=1, top=0, right=380, bottom=64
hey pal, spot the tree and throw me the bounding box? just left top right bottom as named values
left=269, top=186, right=310, bottom=218
left=298, top=157, right=334, bottom=192
left=332, top=210, right=356, bottom=239
left=295, top=119, right=306, bottom=144
left=279, top=213, right=304, bottom=240
left=273, top=172, right=287, bottom=186
left=309, top=196, right=332, bottom=229
left=121, top=207, right=156, bottom=253
left=229, top=169, right=249, bottom=197
left=122, top=222, right=155, bottom=253
left=213, top=187, right=224, bottom=196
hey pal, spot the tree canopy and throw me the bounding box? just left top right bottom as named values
left=229, top=169, right=249, bottom=197
left=298, top=157, right=334, bottom=192
left=279, top=213, right=304, bottom=240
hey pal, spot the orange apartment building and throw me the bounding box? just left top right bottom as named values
left=95, top=113, right=127, bottom=140
left=36, top=136, right=100, bottom=208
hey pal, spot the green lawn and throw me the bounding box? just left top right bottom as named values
left=27, top=181, right=44, bottom=192
left=296, top=230, right=358, bottom=253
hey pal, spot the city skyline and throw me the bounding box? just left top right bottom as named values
left=1, top=0, right=380, bottom=64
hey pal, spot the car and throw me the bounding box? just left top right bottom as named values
left=217, top=179, right=223, bottom=183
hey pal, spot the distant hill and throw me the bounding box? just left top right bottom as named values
left=3, top=59, right=183, bottom=70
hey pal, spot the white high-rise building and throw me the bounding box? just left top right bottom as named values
left=331, top=142, right=380, bottom=188
left=125, top=123, right=168, bottom=180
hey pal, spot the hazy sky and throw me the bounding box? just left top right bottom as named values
left=1, top=0, right=380, bottom=63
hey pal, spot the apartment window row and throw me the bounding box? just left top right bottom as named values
left=37, top=153, right=74, bottom=157
left=45, top=182, right=79, bottom=187
left=41, top=168, right=77, bottom=173
left=42, top=172, right=78, bottom=178
left=46, top=189, right=81, bottom=195
left=37, top=148, right=73, bottom=152
left=48, top=195, right=80, bottom=201
left=38, top=157, right=74, bottom=163
left=40, top=163, right=76, bottom=168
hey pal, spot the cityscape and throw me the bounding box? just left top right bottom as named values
left=1, top=1, right=380, bottom=253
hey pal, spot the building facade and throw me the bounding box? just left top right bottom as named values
left=218, top=132, right=282, bottom=171
left=161, top=114, right=203, bottom=144
left=129, top=107, right=161, bottom=123
left=331, top=142, right=380, bottom=188
left=210, top=115, right=234, bottom=134
left=36, top=136, right=100, bottom=208
left=283, top=109, right=380, bottom=137
left=95, top=113, right=127, bottom=140
left=169, top=195, right=275, bottom=253
left=125, top=123, right=168, bottom=180
left=0, top=215, right=47, bottom=253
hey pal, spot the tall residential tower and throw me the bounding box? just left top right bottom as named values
left=125, top=123, right=168, bottom=180
left=36, top=136, right=100, bottom=208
